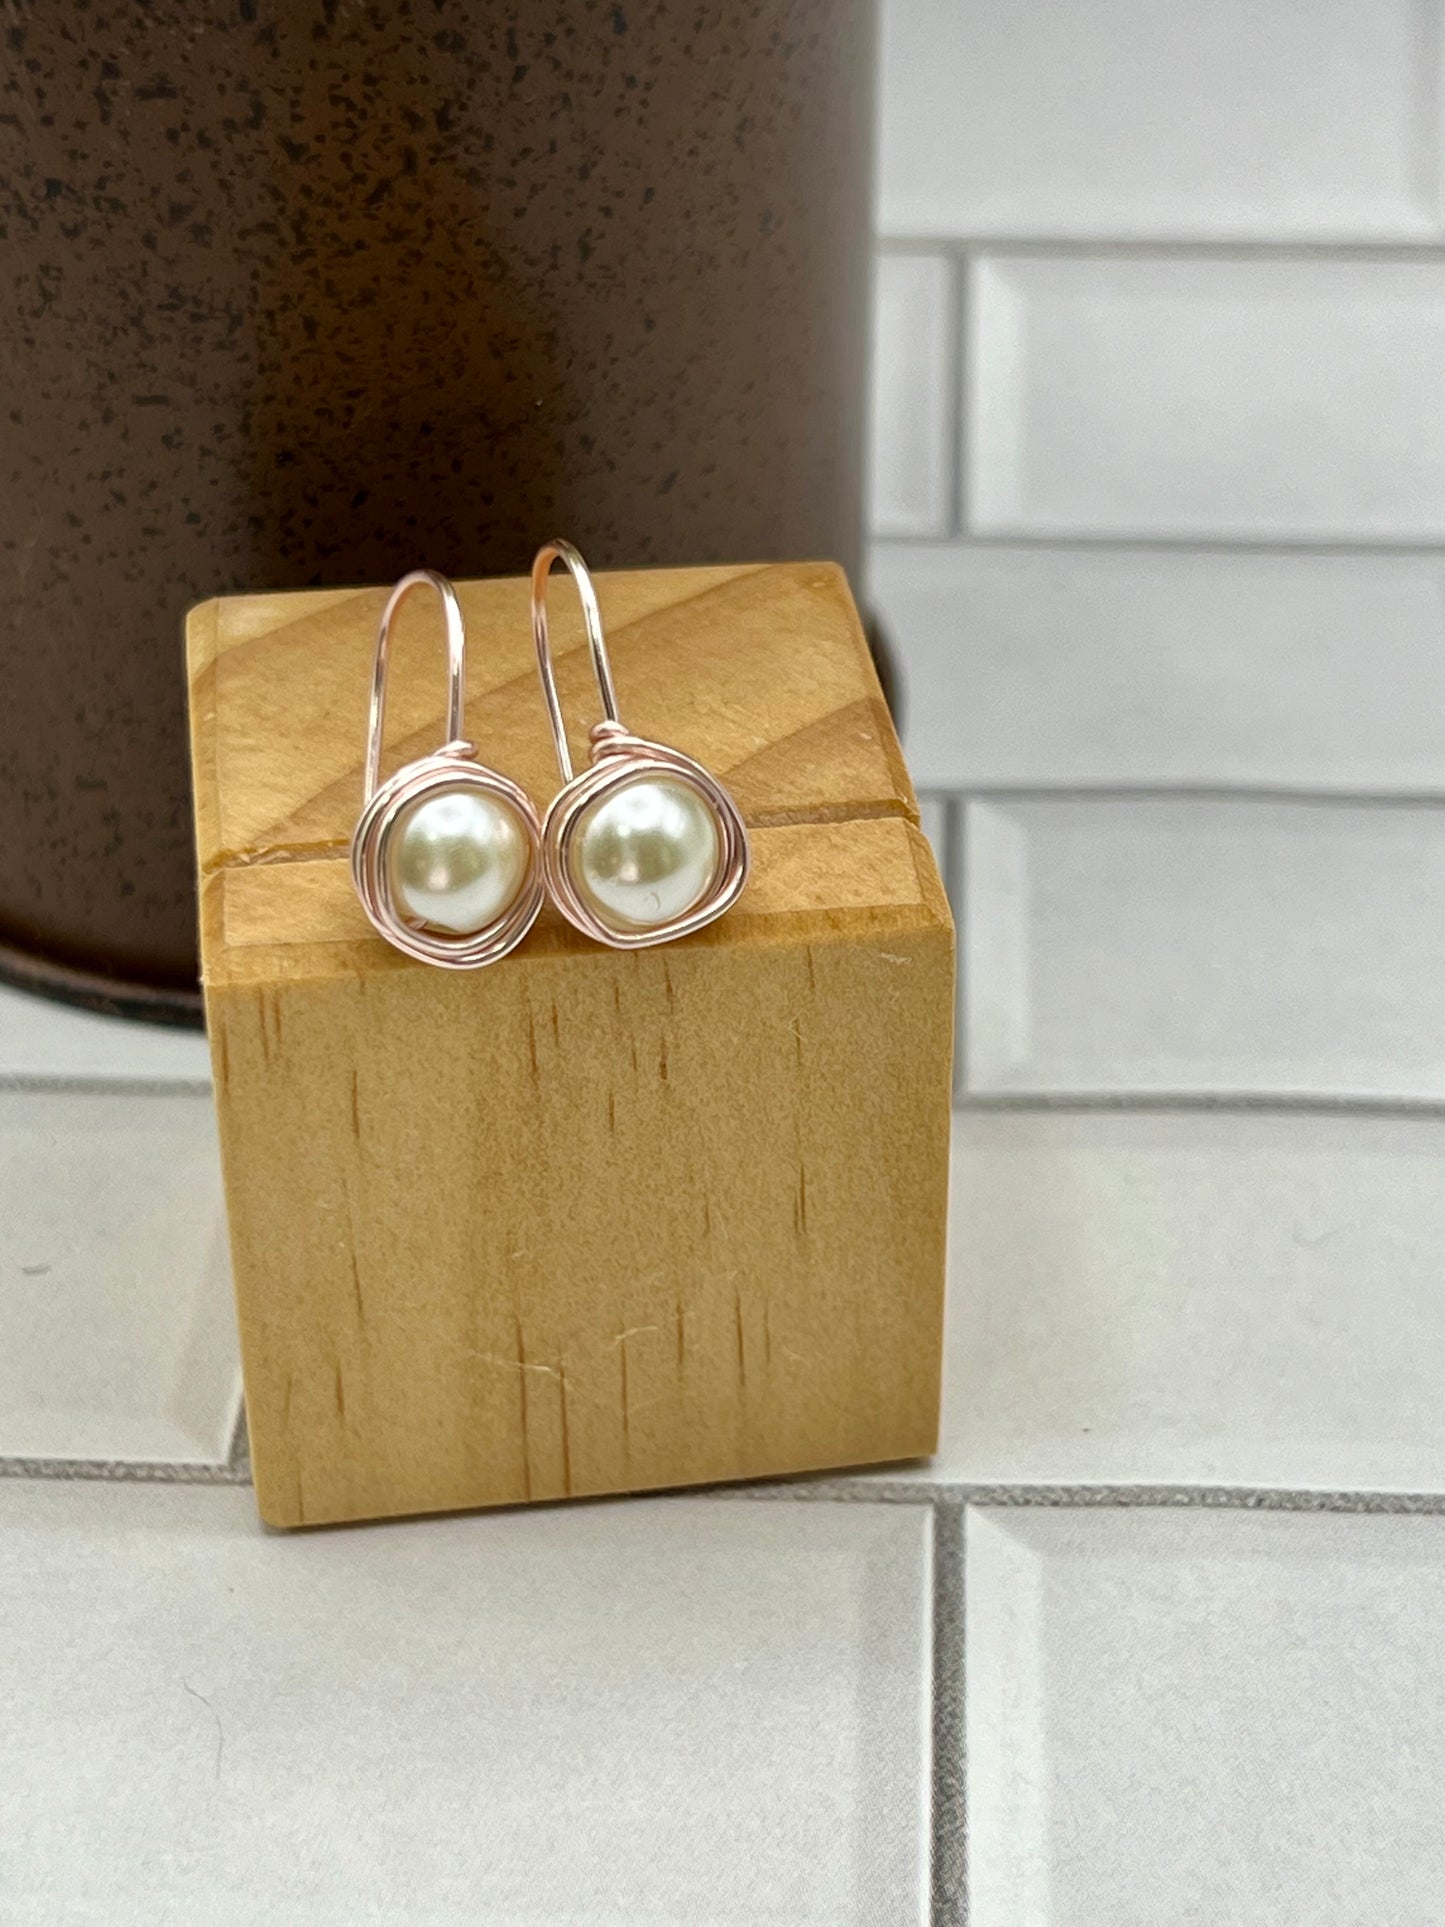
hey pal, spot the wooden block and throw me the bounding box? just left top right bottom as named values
left=188, top=563, right=953, bottom=1527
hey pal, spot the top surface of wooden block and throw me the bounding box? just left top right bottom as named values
left=189, top=562, right=914, bottom=872
left=187, top=562, right=940, bottom=984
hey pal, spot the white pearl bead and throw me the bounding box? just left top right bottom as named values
left=571, top=776, right=721, bottom=930
left=387, top=786, right=528, bottom=934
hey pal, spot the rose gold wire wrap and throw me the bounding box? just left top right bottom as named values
left=531, top=542, right=750, bottom=950
left=350, top=570, right=543, bottom=968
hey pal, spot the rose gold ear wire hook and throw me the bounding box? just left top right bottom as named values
left=531, top=538, right=751, bottom=949
left=351, top=568, right=544, bottom=968
left=364, top=568, right=468, bottom=806
left=530, top=538, right=622, bottom=783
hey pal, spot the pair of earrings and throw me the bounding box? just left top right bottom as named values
left=351, top=541, right=750, bottom=967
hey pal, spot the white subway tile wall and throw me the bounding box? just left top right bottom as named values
left=877, top=545, right=1445, bottom=795
left=873, top=0, right=1445, bottom=1107
left=870, top=254, right=957, bottom=537
left=968, top=255, right=1445, bottom=541
left=962, top=796, right=1445, bottom=1100
left=879, top=0, right=1441, bottom=241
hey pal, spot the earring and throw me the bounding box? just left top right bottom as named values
left=531, top=539, right=749, bottom=948
left=351, top=569, right=544, bottom=967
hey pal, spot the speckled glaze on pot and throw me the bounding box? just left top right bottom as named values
left=0, top=1, right=875, bottom=1011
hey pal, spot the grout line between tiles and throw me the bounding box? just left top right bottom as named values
left=0, top=1074, right=213, bottom=1097
left=875, top=234, right=1445, bottom=264
left=728, top=1478, right=1445, bottom=1514
left=930, top=1499, right=967, bottom=1927
left=948, top=252, right=968, bottom=541
left=1416, top=0, right=1445, bottom=230
left=955, top=1089, right=1445, bottom=1119
left=941, top=1482, right=1445, bottom=1513
left=869, top=528, right=1445, bottom=559
left=10, top=1453, right=1445, bottom=1515
left=0, top=1453, right=251, bottom=1486
left=227, top=1401, right=251, bottom=1480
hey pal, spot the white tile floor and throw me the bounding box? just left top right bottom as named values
left=917, top=1113, right=1445, bottom=1494
left=0, top=980, right=212, bottom=1085
left=965, top=1508, right=1445, bottom=1927
left=0, top=1482, right=930, bottom=1927
left=0, top=1089, right=240, bottom=1465
left=6, top=946, right=1445, bottom=1921
left=0, top=981, right=240, bottom=1471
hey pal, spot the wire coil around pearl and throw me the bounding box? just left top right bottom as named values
left=531, top=541, right=750, bottom=950
left=350, top=570, right=544, bottom=969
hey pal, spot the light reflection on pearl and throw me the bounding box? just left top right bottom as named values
left=570, top=776, right=721, bottom=930
left=387, top=786, right=528, bottom=934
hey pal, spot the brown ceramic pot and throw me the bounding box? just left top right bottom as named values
left=0, top=1, right=875, bottom=1019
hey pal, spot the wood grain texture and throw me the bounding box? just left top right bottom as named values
left=188, top=562, right=953, bottom=1526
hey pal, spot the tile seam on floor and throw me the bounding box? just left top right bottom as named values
left=226, top=1404, right=251, bottom=1479
left=728, top=1479, right=1445, bottom=1513
left=955, top=1091, right=1445, bottom=1117
left=931, top=1499, right=967, bottom=1927
left=923, top=1483, right=1445, bottom=1513
left=0, top=1455, right=250, bottom=1485
left=0, top=1075, right=213, bottom=1096
left=8, top=1460, right=1445, bottom=1515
